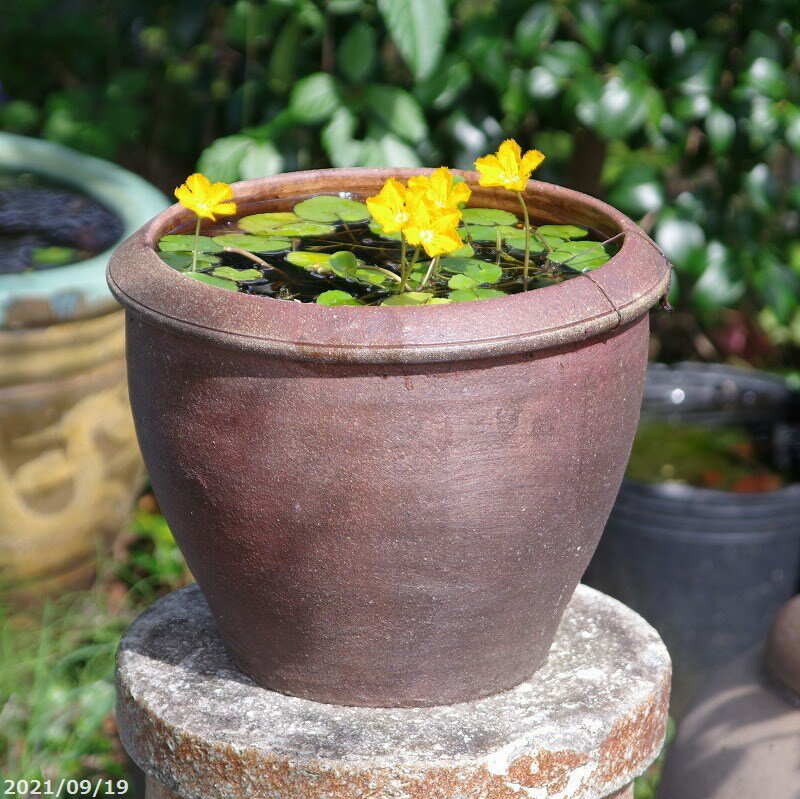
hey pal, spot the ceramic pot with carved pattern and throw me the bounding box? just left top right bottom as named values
left=0, top=133, right=166, bottom=597
left=108, top=168, right=670, bottom=707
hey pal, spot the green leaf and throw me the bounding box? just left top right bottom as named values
left=448, top=288, right=507, bottom=302
left=655, top=217, right=706, bottom=277
left=286, top=251, right=332, bottom=271
left=196, top=135, right=251, bottom=183
left=549, top=241, right=610, bottom=270
left=365, top=85, right=428, bottom=144
left=328, top=250, right=360, bottom=277
left=574, top=0, right=604, bottom=53
left=377, top=0, right=448, bottom=80
left=705, top=106, right=736, bottom=154
left=159, top=235, right=223, bottom=253
left=212, top=266, right=262, bottom=281
left=514, top=5, right=559, bottom=58
left=504, top=234, right=548, bottom=254
left=450, top=242, right=474, bottom=257
left=575, top=74, right=650, bottom=137
left=460, top=208, right=518, bottom=226
left=322, top=108, right=364, bottom=168
left=463, top=224, right=520, bottom=242
left=289, top=73, right=340, bottom=124
left=293, top=195, right=370, bottom=223
left=692, top=242, right=746, bottom=313
left=439, top=258, right=502, bottom=284
left=744, top=57, right=787, bottom=101
left=316, top=290, right=365, bottom=306
left=238, top=140, right=283, bottom=179
left=448, top=273, right=479, bottom=290
left=337, top=21, right=377, bottom=83
left=381, top=291, right=436, bottom=306
left=535, top=225, right=588, bottom=240
left=212, top=234, right=291, bottom=252
left=539, top=41, right=592, bottom=78
left=31, top=246, right=76, bottom=266
left=239, top=212, right=336, bottom=237
left=159, top=253, right=221, bottom=271
left=186, top=272, right=239, bottom=291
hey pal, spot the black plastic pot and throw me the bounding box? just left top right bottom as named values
left=583, top=362, right=800, bottom=714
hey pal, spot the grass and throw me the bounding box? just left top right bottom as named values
left=1, top=496, right=671, bottom=793
left=0, top=496, right=191, bottom=788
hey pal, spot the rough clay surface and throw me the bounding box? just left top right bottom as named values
left=116, top=584, right=671, bottom=799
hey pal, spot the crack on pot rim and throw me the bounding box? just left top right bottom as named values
left=108, top=169, right=671, bottom=363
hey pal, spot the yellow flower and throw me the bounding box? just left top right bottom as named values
left=402, top=200, right=463, bottom=258
left=366, top=177, right=412, bottom=234
left=407, top=167, right=471, bottom=211
left=474, top=140, right=545, bottom=191
left=174, top=173, right=237, bottom=221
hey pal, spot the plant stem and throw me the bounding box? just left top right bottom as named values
left=398, top=238, right=408, bottom=291
left=191, top=217, right=201, bottom=272
left=417, top=255, right=439, bottom=292
left=515, top=191, right=531, bottom=290
left=400, top=245, right=422, bottom=292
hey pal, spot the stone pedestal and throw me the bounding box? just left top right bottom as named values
left=116, top=584, right=671, bottom=799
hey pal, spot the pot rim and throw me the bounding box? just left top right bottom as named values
left=107, top=167, right=670, bottom=364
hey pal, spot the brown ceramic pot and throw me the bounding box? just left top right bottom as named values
left=108, top=168, right=670, bottom=707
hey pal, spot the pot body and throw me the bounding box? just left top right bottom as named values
left=110, top=167, right=669, bottom=706
left=126, top=312, right=649, bottom=706
left=0, top=134, right=165, bottom=598
left=583, top=363, right=800, bottom=714
left=0, top=312, right=143, bottom=596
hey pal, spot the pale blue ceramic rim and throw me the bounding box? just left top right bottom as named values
left=0, top=132, right=167, bottom=327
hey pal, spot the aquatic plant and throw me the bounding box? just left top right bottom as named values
left=162, top=141, right=616, bottom=306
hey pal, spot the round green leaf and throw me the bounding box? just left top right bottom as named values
left=293, top=195, right=370, bottom=223
left=463, top=224, right=520, bottom=242
left=535, top=225, right=588, bottom=240
left=460, top=208, right=519, bottom=226
left=159, top=253, right=220, bottom=271
left=381, top=291, right=435, bottom=306
left=239, top=212, right=336, bottom=237
left=448, top=273, right=479, bottom=290
left=289, top=73, right=341, bottom=124
left=549, top=241, right=610, bottom=270
left=328, top=250, right=360, bottom=277
left=286, top=251, right=332, bottom=271
left=159, top=235, right=223, bottom=253
left=212, top=234, right=291, bottom=252
left=212, top=266, right=263, bottom=281
left=316, top=290, right=365, bottom=306
left=186, top=272, right=239, bottom=291
left=448, top=287, right=507, bottom=302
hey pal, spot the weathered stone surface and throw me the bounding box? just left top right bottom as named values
left=117, top=584, right=670, bottom=799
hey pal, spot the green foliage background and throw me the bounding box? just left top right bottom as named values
left=2, top=0, right=799, bottom=359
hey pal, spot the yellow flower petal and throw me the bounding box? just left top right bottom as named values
left=520, top=149, right=545, bottom=174
left=174, top=173, right=237, bottom=220
left=474, top=140, right=545, bottom=192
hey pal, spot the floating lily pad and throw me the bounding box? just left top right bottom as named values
left=448, top=287, right=507, bottom=302
left=439, top=258, right=503, bottom=284
left=159, top=252, right=221, bottom=271
left=159, top=235, right=223, bottom=253
left=450, top=242, right=475, bottom=258
left=548, top=241, right=610, bottom=270
left=460, top=208, right=519, bottom=226
left=504, top=233, right=548, bottom=254
left=535, top=224, right=588, bottom=239
left=381, top=291, right=436, bottom=306
left=462, top=224, right=521, bottom=242
left=239, top=212, right=336, bottom=237
left=212, top=234, right=291, bottom=252
left=294, top=195, right=370, bottom=223
left=316, top=290, right=365, bottom=306
left=212, top=266, right=263, bottom=281
left=186, top=272, right=238, bottom=290
left=448, top=273, right=479, bottom=290
left=31, top=246, right=76, bottom=266
left=286, top=251, right=333, bottom=271
left=328, top=251, right=360, bottom=278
